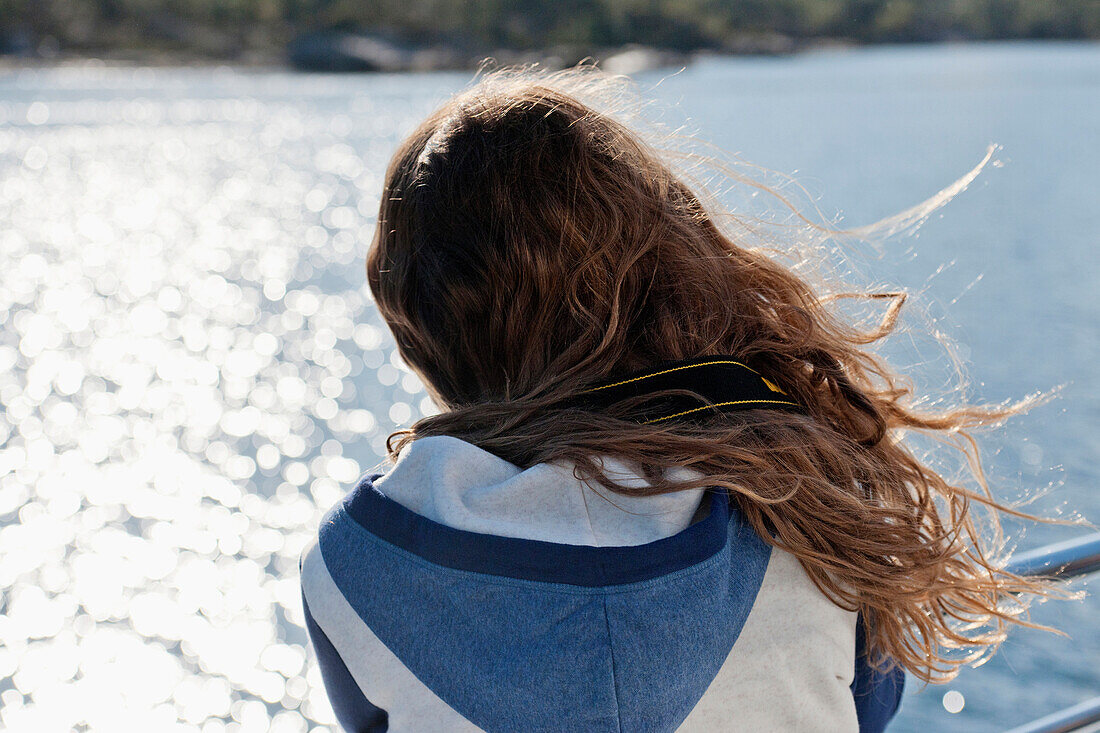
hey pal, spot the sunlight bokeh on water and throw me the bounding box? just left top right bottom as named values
left=0, top=65, right=470, bottom=732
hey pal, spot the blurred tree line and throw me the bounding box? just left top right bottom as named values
left=1, top=0, right=1097, bottom=58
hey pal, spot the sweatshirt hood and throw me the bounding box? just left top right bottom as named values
left=371, top=434, right=709, bottom=546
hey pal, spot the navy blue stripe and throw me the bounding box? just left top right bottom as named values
left=342, top=474, right=732, bottom=587
left=851, top=613, right=906, bottom=732
left=301, top=589, right=389, bottom=733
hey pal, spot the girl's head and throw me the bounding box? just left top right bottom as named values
left=368, top=67, right=770, bottom=410
left=367, top=65, right=1068, bottom=681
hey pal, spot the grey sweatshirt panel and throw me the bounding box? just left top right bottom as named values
left=372, top=434, right=708, bottom=547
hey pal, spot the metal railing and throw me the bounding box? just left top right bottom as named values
left=1004, top=533, right=1100, bottom=580
left=1004, top=697, right=1100, bottom=733
left=996, top=532, right=1100, bottom=733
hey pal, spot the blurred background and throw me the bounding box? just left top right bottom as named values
left=1, top=2, right=1097, bottom=732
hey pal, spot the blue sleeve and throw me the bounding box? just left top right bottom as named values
left=850, top=613, right=905, bottom=732
left=301, top=590, right=389, bottom=732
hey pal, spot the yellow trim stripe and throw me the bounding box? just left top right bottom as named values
left=760, top=377, right=788, bottom=396
left=581, top=360, right=761, bottom=394
left=642, top=399, right=799, bottom=424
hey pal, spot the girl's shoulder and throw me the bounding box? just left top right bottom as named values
left=298, top=436, right=898, bottom=731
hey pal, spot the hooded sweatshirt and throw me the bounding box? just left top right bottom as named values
left=299, top=434, right=905, bottom=732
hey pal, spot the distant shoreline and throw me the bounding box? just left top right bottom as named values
left=5, top=0, right=1095, bottom=74
left=2, top=38, right=1095, bottom=75
left=0, top=36, right=815, bottom=75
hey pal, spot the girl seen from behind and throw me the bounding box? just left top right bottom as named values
left=299, top=64, right=1068, bottom=732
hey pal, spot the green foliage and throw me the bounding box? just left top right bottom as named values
left=1, top=0, right=1096, bottom=56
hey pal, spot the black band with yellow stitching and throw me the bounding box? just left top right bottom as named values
left=560, top=356, right=803, bottom=425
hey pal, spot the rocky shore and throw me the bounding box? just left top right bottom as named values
left=0, top=28, right=809, bottom=74
left=284, top=30, right=801, bottom=74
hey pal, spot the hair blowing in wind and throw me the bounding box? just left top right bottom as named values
left=366, top=64, right=1076, bottom=683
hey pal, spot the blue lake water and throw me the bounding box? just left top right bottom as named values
left=0, top=41, right=1096, bottom=731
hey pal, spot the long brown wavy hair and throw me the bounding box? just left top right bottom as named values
left=366, top=63, right=1075, bottom=682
